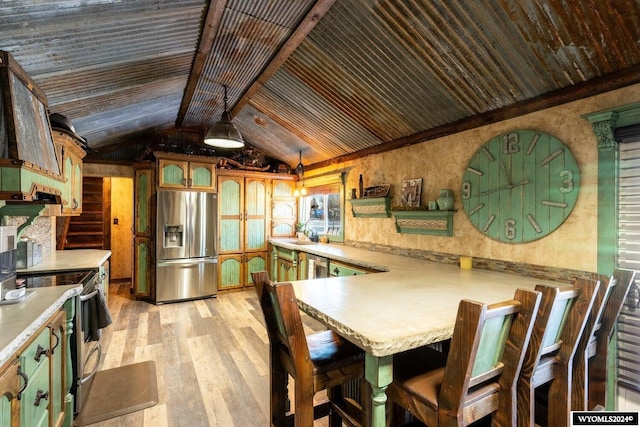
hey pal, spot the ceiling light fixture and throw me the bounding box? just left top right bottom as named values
left=293, top=150, right=307, bottom=197
left=204, top=85, right=244, bottom=149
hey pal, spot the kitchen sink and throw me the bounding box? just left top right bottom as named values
left=294, top=240, right=316, bottom=246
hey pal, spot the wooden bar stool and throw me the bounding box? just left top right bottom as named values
left=387, top=288, right=541, bottom=427
left=251, top=271, right=366, bottom=427
left=571, top=269, right=636, bottom=411
left=517, top=278, right=599, bottom=427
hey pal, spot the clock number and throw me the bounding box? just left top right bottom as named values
left=503, top=132, right=520, bottom=154
left=559, top=169, right=573, bottom=193
left=462, top=181, right=471, bottom=199
left=504, top=219, right=516, bottom=240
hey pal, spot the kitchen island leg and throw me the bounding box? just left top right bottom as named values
left=365, top=353, right=393, bottom=427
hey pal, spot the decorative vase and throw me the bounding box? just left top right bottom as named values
left=437, top=189, right=454, bottom=210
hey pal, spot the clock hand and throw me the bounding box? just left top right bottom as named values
left=477, top=179, right=529, bottom=197
left=499, top=160, right=512, bottom=185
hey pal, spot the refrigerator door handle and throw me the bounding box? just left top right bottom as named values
left=157, top=258, right=218, bottom=266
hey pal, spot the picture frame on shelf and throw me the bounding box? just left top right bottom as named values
left=401, top=178, right=422, bottom=207
left=362, top=184, right=391, bottom=198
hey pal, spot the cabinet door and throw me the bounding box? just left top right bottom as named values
left=0, top=358, right=21, bottom=427
left=189, top=162, right=215, bottom=190
left=20, top=328, right=50, bottom=427
left=134, top=167, right=154, bottom=235
left=48, top=310, right=66, bottom=427
left=245, top=252, right=267, bottom=287
left=219, top=176, right=244, bottom=254
left=245, top=178, right=268, bottom=252
left=277, top=258, right=297, bottom=282
left=271, top=180, right=296, bottom=237
left=297, top=252, right=308, bottom=280
left=218, top=254, right=244, bottom=290
left=158, top=159, right=188, bottom=188
left=134, top=237, right=152, bottom=297
left=71, top=160, right=83, bottom=214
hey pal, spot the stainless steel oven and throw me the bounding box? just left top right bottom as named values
left=19, top=269, right=105, bottom=415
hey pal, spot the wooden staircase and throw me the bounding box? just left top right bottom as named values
left=58, top=177, right=111, bottom=250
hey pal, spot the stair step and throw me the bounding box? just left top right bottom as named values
left=67, top=231, right=103, bottom=236
left=64, top=242, right=103, bottom=249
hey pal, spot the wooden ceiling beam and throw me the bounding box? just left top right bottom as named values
left=175, top=0, right=228, bottom=126
left=230, top=0, right=336, bottom=117
left=308, top=63, right=640, bottom=171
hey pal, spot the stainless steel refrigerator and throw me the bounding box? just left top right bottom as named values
left=156, top=190, right=217, bottom=303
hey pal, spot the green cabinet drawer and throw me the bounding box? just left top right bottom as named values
left=20, top=359, right=49, bottom=427
left=276, top=247, right=297, bottom=262
left=329, top=260, right=368, bottom=277
left=19, top=328, right=50, bottom=378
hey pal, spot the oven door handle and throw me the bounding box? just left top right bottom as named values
left=79, top=289, right=99, bottom=302
left=78, top=343, right=102, bottom=386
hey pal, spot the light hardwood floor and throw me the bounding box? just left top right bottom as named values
left=84, top=282, right=330, bottom=427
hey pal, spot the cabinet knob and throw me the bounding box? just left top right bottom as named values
left=51, top=330, right=61, bottom=353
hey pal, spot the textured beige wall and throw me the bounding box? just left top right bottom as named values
left=309, top=83, right=640, bottom=272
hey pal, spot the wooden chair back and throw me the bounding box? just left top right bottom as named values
left=588, top=268, right=636, bottom=410
left=517, top=278, right=599, bottom=427
left=251, top=270, right=312, bottom=380
left=438, top=288, right=541, bottom=426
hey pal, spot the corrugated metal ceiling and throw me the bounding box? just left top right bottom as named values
left=1, top=0, right=640, bottom=169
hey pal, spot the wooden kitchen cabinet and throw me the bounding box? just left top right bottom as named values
left=272, top=246, right=299, bottom=282
left=329, top=260, right=374, bottom=277
left=20, top=326, right=50, bottom=427
left=217, top=172, right=268, bottom=290
left=158, top=157, right=215, bottom=191
left=0, top=358, right=21, bottom=427
left=133, top=163, right=154, bottom=298
left=0, top=302, right=73, bottom=427
left=52, top=129, right=86, bottom=216
left=48, top=311, right=65, bottom=427
left=271, top=179, right=297, bottom=237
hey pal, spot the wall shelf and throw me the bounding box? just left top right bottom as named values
left=391, top=210, right=455, bottom=236
left=348, top=197, right=392, bottom=218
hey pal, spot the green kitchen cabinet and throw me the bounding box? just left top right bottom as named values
left=273, top=246, right=298, bottom=282
left=20, top=326, right=50, bottom=427
left=133, top=163, right=154, bottom=298
left=218, top=172, right=268, bottom=290
left=0, top=358, right=20, bottom=427
left=158, top=158, right=215, bottom=191
left=48, top=310, right=65, bottom=427
left=329, top=260, right=373, bottom=277
left=271, top=179, right=297, bottom=237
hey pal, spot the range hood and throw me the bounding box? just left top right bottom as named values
left=0, top=50, right=64, bottom=203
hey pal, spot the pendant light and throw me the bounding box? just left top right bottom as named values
left=204, top=85, right=244, bottom=148
left=293, top=150, right=307, bottom=197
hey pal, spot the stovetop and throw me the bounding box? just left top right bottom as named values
left=18, top=270, right=96, bottom=288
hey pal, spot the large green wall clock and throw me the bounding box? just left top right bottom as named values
left=461, top=129, right=580, bottom=243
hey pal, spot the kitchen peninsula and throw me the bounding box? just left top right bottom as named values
left=269, top=238, right=584, bottom=427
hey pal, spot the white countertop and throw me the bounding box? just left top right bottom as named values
left=2, top=249, right=111, bottom=368
left=270, top=238, right=559, bottom=357
left=0, top=285, right=81, bottom=366
left=17, top=249, right=111, bottom=274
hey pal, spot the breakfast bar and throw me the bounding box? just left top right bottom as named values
left=278, top=240, right=562, bottom=427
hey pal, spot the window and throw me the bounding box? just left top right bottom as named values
left=617, top=138, right=640, bottom=393
left=297, top=173, right=345, bottom=242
